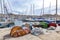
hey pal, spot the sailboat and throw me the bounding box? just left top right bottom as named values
left=0, top=0, right=14, bottom=28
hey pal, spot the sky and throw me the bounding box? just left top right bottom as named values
left=0, top=0, right=60, bottom=15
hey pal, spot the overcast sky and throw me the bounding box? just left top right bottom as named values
left=0, top=0, right=60, bottom=15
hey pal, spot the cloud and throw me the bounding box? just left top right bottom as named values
left=0, top=0, right=60, bottom=15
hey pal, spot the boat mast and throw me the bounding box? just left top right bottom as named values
left=40, top=9, right=42, bottom=16
left=43, top=0, right=44, bottom=16
left=1, top=0, right=8, bottom=15
left=49, top=2, right=51, bottom=14
left=0, top=0, right=5, bottom=18
left=55, top=0, right=58, bottom=23
left=42, top=0, right=44, bottom=19
left=33, top=4, right=34, bottom=16
left=1, top=0, right=4, bottom=14
left=4, top=0, right=10, bottom=18
left=30, top=4, right=34, bottom=16
left=0, top=0, right=2, bottom=14
left=32, top=4, right=34, bottom=16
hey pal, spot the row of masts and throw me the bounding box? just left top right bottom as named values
left=0, top=0, right=58, bottom=15
left=43, top=0, right=58, bottom=23
left=0, top=0, right=58, bottom=21
left=31, top=0, right=58, bottom=23
left=31, top=1, right=52, bottom=16
left=42, top=0, right=58, bottom=23
left=0, top=0, right=12, bottom=18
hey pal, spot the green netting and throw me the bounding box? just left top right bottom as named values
left=40, top=21, right=48, bottom=28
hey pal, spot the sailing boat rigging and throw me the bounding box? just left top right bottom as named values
left=0, top=0, right=14, bottom=28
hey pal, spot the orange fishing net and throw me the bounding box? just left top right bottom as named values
left=10, top=26, right=30, bottom=37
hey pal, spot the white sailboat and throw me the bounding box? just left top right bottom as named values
left=0, top=0, right=14, bottom=28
